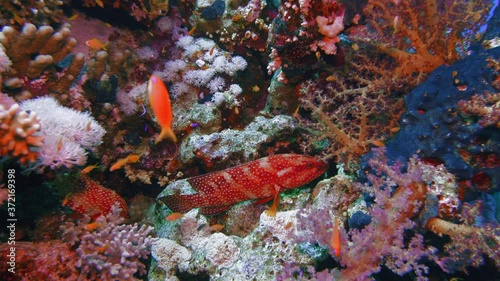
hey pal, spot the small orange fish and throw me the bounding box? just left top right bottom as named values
left=82, top=163, right=99, bottom=174
left=68, top=14, right=79, bottom=20
left=57, top=136, right=64, bottom=151
left=85, top=222, right=100, bottom=231
left=95, top=0, right=104, bottom=8
left=293, top=105, right=300, bottom=118
left=166, top=212, right=184, bottom=221
left=109, top=154, right=140, bottom=171
left=188, top=25, right=197, bottom=36
left=85, top=38, right=107, bottom=51
left=127, top=154, right=140, bottom=163
left=330, top=217, right=341, bottom=257
left=148, top=75, right=177, bottom=144
left=371, top=140, right=385, bottom=147
left=97, top=244, right=110, bottom=253
left=210, top=224, right=225, bottom=232
left=62, top=193, right=72, bottom=207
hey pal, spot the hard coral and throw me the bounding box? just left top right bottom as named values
left=0, top=23, right=86, bottom=100
left=0, top=102, right=43, bottom=164
left=61, top=205, right=156, bottom=281
left=357, top=0, right=490, bottom=79
left=0, top=23, right=77, bottom=79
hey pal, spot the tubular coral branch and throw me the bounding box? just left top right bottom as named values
left=425, top=217, right=479, bottom=236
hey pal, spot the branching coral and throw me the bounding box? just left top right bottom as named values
left=61, top=205, right=157, bottom=281
left=0, top=23, right=77, bottom=79
left=298, top=72, right=403, bottom=170
left=356, top=0, right=491, bottom=79
left=0, top=23, right=86, bottom=100
left=0, top=102, right=43, bottom=164
left=293, top=149, right=438, bottom=280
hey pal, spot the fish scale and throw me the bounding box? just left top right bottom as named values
left=159, top=154, right=327, bottom=214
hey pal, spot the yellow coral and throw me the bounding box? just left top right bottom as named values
left=0, top=103, right=44, bottom=164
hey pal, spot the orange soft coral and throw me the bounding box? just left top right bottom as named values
left=0, top=103, right=44, bottom=164
left=358, top=0, right=490, bottom=78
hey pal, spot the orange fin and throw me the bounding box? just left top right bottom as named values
left=156, top=126, right=177, bottom=144
left=264, top=185, right=281, bottom=217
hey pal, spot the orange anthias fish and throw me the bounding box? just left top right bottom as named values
left=109, top=154, right=140, bottom=171
left=158, top=154, right=327, bottom=215
left=148, top=75, right=177, bottom=144
left=85, top=38, right=107, bottom=50
left=331, top=217, right=341, bottom=257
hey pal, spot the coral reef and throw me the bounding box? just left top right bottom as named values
left=379, top=46, right=500, bottom=182
left=0, top=240, right=79, bottom=281
left=0, top=22, right=89, bottom=109
left=0, top=101, right=44, bottom=164
left=61, top=205, right=157, bottom=281
left=354, top=0, right=491, bottom=79
left=0, top=1, right=497, bottom=281
left=82, top=0, right=169, bottom=23
left=150, top=208, right=315, bottom=280
left=0, top=0, right=65, bottom=27
left=179, top=115, right=297, bottom=169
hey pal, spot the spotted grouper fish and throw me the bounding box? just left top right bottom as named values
left=158, top=154, right=327, bottom=215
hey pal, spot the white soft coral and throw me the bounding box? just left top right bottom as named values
left=20, top=96, right=105, bottom=172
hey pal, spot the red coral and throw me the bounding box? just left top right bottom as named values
left=0, top=241, right=79, bottom=281
left=67, top=174, right=128, bottom=219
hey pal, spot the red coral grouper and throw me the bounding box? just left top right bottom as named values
left=159, top=154, right=327, bottom=215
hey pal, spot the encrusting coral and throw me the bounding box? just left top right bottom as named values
left=0, top=102, right=44, bottom=164
left=61, top=205, right=157, bottom=281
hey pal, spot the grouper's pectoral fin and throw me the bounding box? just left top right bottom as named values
left=264, top=184, right=282, bottom=217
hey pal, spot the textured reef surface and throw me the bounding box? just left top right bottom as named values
left=0, top=0, right=499, bottom=280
